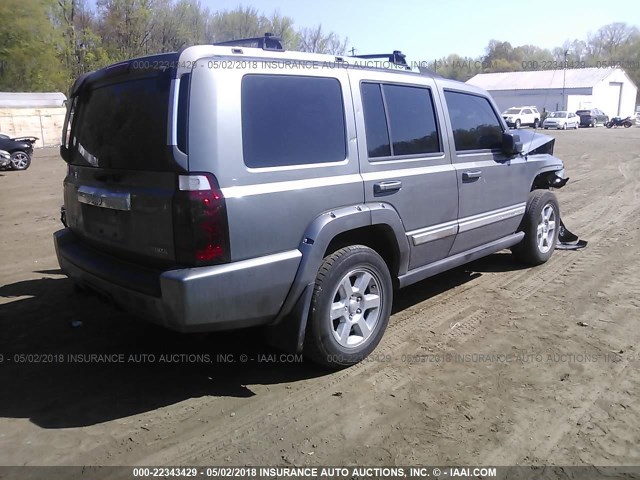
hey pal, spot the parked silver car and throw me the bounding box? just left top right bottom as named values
left=54, top=35, right=567, bottom=367
left=543, top=111, right=580, bottom=130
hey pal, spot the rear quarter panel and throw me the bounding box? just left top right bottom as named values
left=187, top=60, right=363, bottom=262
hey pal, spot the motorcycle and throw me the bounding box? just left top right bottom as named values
left=0, top=149, right=11, bottom=168
left=605, top=116, right=633, bottom=129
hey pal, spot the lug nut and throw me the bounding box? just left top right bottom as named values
left=356, top=309, right=361, bottom=314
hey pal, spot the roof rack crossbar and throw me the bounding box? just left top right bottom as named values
left=354, top=50, right=409, bottom=68
left=214, top=33, right=284, bottom=51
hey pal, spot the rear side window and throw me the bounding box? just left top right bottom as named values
left=241, top=75, right=346, bottom=168
left=444, top=91, right=503, bottom=151
left=361, top=83, right=391, bottom=157
left=361, top=82, right=440, bottom=159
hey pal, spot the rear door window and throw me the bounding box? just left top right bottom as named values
left=361, top=82, right=440, bottom=159
left=241, top=75, right=347, bottom=168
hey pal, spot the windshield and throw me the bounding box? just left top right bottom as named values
left=549, top=112, right=567, bottom=118
left=70, top=74, right=174, bottom=170
left=504, top=108, right=520, bottom=114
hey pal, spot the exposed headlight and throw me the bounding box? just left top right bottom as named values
left=0, top=150, right=10, bottom=160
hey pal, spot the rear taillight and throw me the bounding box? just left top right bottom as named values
left=173, top=173, right=230, bottom=266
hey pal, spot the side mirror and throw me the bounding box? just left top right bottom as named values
left=502, top=132, right=522, bottom=156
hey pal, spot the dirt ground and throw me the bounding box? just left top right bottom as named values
left=1, top=126, right=639, bottom=468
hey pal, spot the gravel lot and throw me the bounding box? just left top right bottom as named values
left=1, top=126, right=639, bottom=467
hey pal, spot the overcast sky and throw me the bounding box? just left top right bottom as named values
left=196, top=0, right=640, bottom=60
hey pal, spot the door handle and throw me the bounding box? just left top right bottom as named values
left=374, top=180, right=402, bottom=193
left=462, top=170, right=482, bottom=181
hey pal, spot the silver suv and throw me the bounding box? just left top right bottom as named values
left=55, top=36, right=567, bottom=368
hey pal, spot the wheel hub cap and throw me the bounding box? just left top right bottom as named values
left=536, top=204, right=556, bottom=254
left=330, top=268, right=382, bottom=348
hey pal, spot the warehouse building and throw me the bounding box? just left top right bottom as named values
left=0, top=92, right=67, bottom=148
left=466, top=67, right=637, bottom=118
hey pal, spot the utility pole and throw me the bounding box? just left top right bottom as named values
left=562, top=49, right=569, bottom=110
left=349, top=47, right=357, bottom=56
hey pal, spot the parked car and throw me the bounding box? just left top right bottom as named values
left=0, top=133, right=37, bottom=170
left=575, top=108, right=609, bottom=128
left=54, top=35, right=567, bottom=368
left=543, top=111, right=579, bottom=130
left=502, top=106, right=540, bottom=129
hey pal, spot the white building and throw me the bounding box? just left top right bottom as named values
left=0, top=92, right=67, bottom=108
left=0, top=92, right=68, bottom=148
left=466, top=68, right=637, bottom=118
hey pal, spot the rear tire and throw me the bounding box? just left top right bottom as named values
left=623, top=121, right=632, bottom=128
left=512, top=190, right=560, bottom=266
left=605, top=122, right=613, bottom=128
left=514, top=119, right=521, bottom=129
left=10, top=151, right=30, bottom=170
left=304, top=245, right=392, bottom=369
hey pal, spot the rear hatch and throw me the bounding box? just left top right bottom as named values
left=61, top=55, right=183, bottom=267
left=576, top=110, right=592, bottom=122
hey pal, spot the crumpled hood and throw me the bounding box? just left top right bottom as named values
left=513, top=129, right=555, bottom=155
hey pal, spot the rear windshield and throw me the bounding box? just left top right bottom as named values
left=576, top=110, right=590, bottom=115
left=70, top=74, right=173, bottom=170
left=504, top=108, right=520, bottom=114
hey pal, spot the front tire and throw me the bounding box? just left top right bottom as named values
left=606, top=122, right=613, bottom=128
left=10, top=151, right=31, bottom=170
left=533, top=119, right=539, bottom=129
left=304, top=245, right=392, bottom=369
left=512, top=190, right=560, bottom=266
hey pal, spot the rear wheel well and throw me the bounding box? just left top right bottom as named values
left=323, top=225, right=400, bottom=282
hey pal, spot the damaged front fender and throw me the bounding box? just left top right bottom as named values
left=514, top=130, right=568, bottom=189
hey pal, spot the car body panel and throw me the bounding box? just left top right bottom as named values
left=54, top=45, right=566, bottom=334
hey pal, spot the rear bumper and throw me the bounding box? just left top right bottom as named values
left=54, top=229, right=301, bottom=332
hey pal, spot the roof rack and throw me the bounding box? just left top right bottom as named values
left=353, top=51, right=409, bottom=69
left=214, top=33, right=284, bottom=51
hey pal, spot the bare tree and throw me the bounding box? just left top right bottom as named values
left=297, top=24, right=347, bottom=55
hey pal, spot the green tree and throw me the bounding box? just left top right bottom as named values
left=0, top=0, right=68, bottom=91
left=96, top=0, right=153, bottom=60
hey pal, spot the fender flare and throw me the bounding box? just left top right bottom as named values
left=266, top=202, right=409, bottom=353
